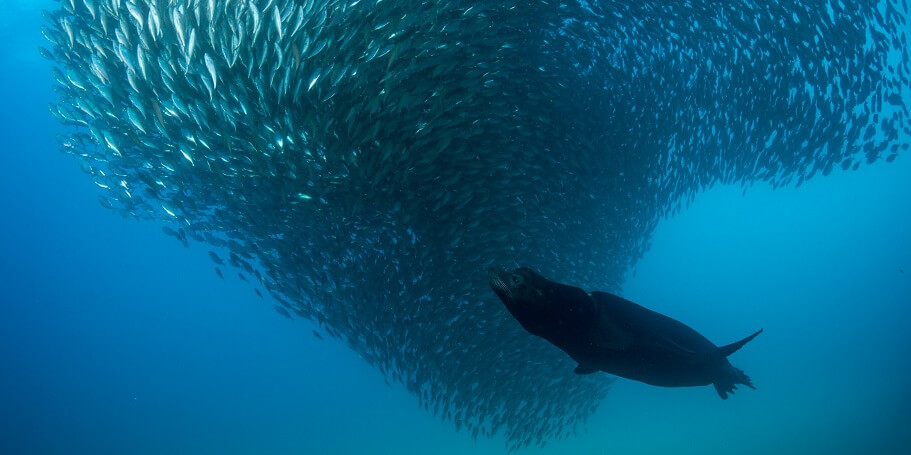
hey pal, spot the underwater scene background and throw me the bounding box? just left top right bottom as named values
left=1, top=0, right=910, bottom=454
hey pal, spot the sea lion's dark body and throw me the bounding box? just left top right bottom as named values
left=489, top=267, right=762, bottom=399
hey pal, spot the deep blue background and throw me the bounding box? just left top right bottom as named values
left=2, top=1, right=909, bottom=453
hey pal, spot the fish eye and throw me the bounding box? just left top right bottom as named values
left=511, top=274, right=523, bottom=285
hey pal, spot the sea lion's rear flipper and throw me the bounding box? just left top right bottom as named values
left=573, top=364, right=599, bottom=375
left=715, top=329, right=763, bottom=358
left=713, top=366, right=756, bottom=399
left=711, top=329, right=763, bottom=399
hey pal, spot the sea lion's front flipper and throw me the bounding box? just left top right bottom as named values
left=715, top=329, right=763, bottom=358
left=573, top=363, right=599, bottom=375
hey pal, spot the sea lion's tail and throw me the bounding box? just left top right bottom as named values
left=712, top=329, right=762, bottom=399
left=717, top=329, right=763, bottom=358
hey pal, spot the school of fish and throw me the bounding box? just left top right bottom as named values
left=41, top=0, right=910, bottom=449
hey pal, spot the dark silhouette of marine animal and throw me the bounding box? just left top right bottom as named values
left=490, top=267, right=762, bottom=399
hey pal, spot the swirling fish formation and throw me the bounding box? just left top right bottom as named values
left=41, top=0, right=909, bottom=449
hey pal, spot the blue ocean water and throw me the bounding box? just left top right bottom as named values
left=1, top=1, right=909, bottom=454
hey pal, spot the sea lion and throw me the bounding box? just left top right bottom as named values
left=488, top=267, right=762, bottom=399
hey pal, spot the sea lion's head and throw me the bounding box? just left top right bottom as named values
left=488, top=267, right=593, bottom=337
left=488, top=267, right=547, bottom=308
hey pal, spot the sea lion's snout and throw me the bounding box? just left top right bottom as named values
left=489, top=268, right=537, bottom=306
left=488, top=269, right=514, bottom=305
